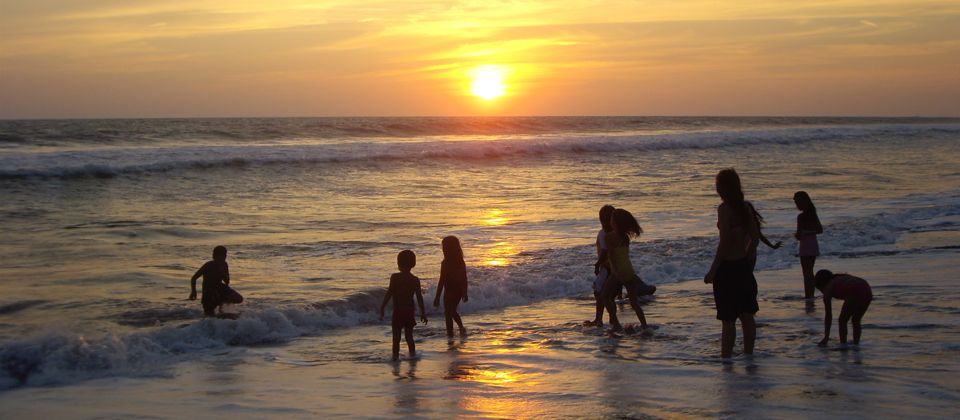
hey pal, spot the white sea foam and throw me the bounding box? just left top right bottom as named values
left=2, top=197, right=956, bottom=389
left=1, top=123, right=956, bottom=179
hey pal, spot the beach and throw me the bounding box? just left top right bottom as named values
left=1, top=117, right=959, bottom=418
left=2, top=249, right=958, bottom=418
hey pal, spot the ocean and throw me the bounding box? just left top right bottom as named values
left=1, top=117, right=958, bottom=418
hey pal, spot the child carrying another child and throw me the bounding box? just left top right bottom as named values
left=602, top=208, right=656, bottom=332
left=189, top=245, right=243, bottom=317
left=380, top=250, right=428, bottom=361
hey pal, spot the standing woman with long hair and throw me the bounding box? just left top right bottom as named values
left=794, top=191, right=823, bottom=299
left=705, top=169, right=762, bottom=358
left=434, top=236, right=468, bottom=337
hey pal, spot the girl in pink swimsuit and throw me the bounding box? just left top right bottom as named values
left=794, top=191, right=823, bottom=299
left=815, top=270, right=873, bottom=347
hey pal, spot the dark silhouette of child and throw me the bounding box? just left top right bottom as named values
left=380, top=250, right=428, bottom=361
left=434, top=236, right=468, bottom=337
left=815, top=269, right=873, bottom=347
left=189, top=245, right=244, bottom=316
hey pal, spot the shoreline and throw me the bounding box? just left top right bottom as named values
left=2, top=250, right=958, bottom=418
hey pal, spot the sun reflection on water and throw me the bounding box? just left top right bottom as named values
left=481, top=208, right=509, bottom=226
left=483, top=241, right=517, bottom=267
left=478, top=209, right=520, bottom=266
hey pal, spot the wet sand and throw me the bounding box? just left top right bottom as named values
left=2, top=250, right=958, bottom=419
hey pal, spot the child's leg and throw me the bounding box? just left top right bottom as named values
left=838, top=301, right=853, bottom=344
left=626, top=289, right=647, bottom=328
left=852, top=300, right=870, bottom=345
left=391, top=326, right=402, bottom=360
left=739, top=313, right=756, bottom=355
left=202, top=301, right=217, bottom=317
left=602, top=280, right=622, bottom=330
left=800, top=256, right=817, bottom=298
left=445, top=298, right=465, bottom=334
left=721, top=320, right=737, bottom=358
left=443, top=297, right=457, bottom=336
left=404, top=325, right=416, bottom=357
left=593, top=291, right=604, bottom=324
left=453, top=312, right=465, bottom=334
left=444, top=311, right=454, bottom=336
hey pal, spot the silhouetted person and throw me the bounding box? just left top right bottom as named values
left=602, top=208, right=656, bottom=332
left=705, top=169, right=762, bottom=358
left=380, top=250, right=428, bottom=361
left=794, top=191, right=823, bottom=299
left=586, top=204, right=616, bottom=327
left=189, top=245, right=243, bottom=317
left=815, top=270, right=872, bottom=347
left=434, top=236, right=468, bottom=337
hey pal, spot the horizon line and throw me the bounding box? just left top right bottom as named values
left=3, top=114, right=960, bottom=121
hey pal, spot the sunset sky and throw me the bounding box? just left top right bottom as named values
left=1, top=0, right=958, bottom=118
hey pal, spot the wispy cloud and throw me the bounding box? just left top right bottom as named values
left=1, top=0, right=958, bottom=117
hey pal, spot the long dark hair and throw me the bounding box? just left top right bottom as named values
left=611, top=208, right=642, bottom=243
left=441, top=236, right=464, bottom=264
left=716, top=168, right=751, bottom=228
left=794, top=191, right=817, bottom=214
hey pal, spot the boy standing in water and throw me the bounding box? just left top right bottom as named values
left=189, top=245, right=244, bottom=317
left=380, top=250, right=428, bottom=361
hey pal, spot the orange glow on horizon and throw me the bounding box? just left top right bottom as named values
left=1, top=1, right=957, bottom=117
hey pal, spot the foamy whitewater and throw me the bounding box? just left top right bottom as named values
left=0, top=117, right=958, bottom=418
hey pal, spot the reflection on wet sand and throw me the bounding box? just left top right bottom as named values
left=441, top=335, right=551, bottom=418
left=391, top=360, right=420, bottom=415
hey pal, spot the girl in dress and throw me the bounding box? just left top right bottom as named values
left=794, top=191, right=823, bottom=299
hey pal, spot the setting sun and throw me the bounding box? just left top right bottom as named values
left=470, top=65, right=508, bottom=100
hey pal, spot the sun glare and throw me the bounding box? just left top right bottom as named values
left=470, top=65, right=507, bottom=100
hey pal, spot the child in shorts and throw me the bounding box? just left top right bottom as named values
left=380, top=250, right=428, bottom=361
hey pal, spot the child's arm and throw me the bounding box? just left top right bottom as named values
left=416, top=282, right=427, bottom=324
left=380, top=277, right=394, bottom=321
left=379, top=291, right=392, bottom=322
left=819, top=291, right=833, bottom=346
left=223, top=262, right=230, bottom=286
left=189, top=264, right=204, bottom=300
left=594, top=249, right=609, bottom=274
left=462, top=267, right=469, bottom=303
left=758, top=231, right=782, bottom=249
left=795, top=214, right=803, bottom=239
left=434, top=265, right=446, bottom=307
left=748, top=202, right=781, bottom=249
left=705, top=206, right=728, bottom=283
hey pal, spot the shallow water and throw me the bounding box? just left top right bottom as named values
left=2, top=251, right=957, bottom=418
left=0, top=117, right=959, bottom=416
